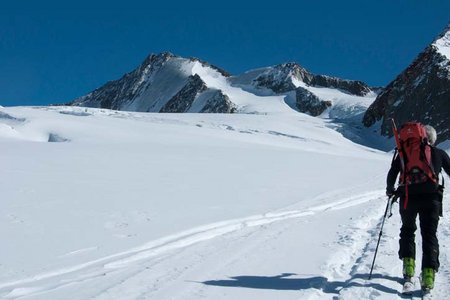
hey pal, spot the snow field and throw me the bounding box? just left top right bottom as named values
left=1, top=189, right=384, bottom=299
left=0, top=106, right=448, bottom=299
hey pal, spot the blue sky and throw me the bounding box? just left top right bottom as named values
left=1, top=0, right=449, bottom=106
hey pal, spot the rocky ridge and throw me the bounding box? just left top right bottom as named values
left=247, top=62, right=372, bottom=116
left=363, top=24, right=450, bottom=143
left=253, top=63, right=371, bottom=97
left=69, top=52, right=374, bottom=117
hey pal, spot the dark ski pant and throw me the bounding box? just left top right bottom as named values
left=398, top=193, right=441, bottom=271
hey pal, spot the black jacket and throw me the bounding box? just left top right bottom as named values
left=387, top=146, right=450, bottom=194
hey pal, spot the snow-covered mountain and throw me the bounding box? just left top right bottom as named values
left=229, top=62, right=376, bottom=118
left=230, top=62, right=371, bottom=96
left=70, top=53, right=236, bottom=114
left=363, top=23, right=450, bottom=143
left=69, top=52, right=377, bottom=119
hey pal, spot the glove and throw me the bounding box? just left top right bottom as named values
left=386, top=187, right=395, bottom=197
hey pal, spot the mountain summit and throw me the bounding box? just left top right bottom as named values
left=230, top=62, right=373, bottom=117
left=69, top=53, right=375, bottom=118
left=70, top=52, right=236, bottom=113
left=363, top=23, right=450, bottom=143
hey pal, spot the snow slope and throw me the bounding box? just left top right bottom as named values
left=433, top=24, right=450, bottom=60
left=0, top=106, right=449, bottom=299
left=229, top=65, right=377, bottom=119
left=123, top=57, right=194, bottom=112
left=191, top=62, right=291, bottom=114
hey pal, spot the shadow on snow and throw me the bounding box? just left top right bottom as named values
left=201, top=272, right=418, bottom=298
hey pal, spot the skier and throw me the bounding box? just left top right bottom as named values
left=386, top=124, right=450, bottom=296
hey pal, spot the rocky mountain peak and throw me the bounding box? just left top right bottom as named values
left=275, top=62, right=309, bottom=75
left=363, top=23, right=450, bottom=144
left=142, top=52, right=175, bottom=65
left=252, top=61, right=371, bottom=97
left=252, top=62, right=313, bottom=93
left=69, top=52, right=237, bottom=114
left=139, top=52, right=176, bottom=69
left=276, top=62, right=313, bottom=83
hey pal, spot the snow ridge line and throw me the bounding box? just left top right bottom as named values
left=0, top=190, right=383, bottom=295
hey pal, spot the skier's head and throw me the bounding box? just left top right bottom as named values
left=425, top=125, right=437, bottom=145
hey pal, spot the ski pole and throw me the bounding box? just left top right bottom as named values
left=368, top=196, right=393, bottom=280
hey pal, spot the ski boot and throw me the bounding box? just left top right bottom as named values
left=403, top=257, right=415, bottom=280
left=402, top=257, right=415, bottom=294
left=421, top=268, right=435, bottom=290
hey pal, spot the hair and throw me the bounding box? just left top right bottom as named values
left=425, top=125, right=437, bottom=145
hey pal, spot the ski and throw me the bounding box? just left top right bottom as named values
left=402, top=280, right=415, bottom=295
left=422, top=289, right=433, bottom=299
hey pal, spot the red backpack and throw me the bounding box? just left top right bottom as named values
left=392, top=121, right=438, bottom=208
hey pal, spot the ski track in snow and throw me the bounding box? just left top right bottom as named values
left=1, top=107, right=448, bottom=299
left=300, top=194, right=450, bottom=300
left=0, top=190, right=384, bottom=299
left=1, top=190, right=450, bottom=299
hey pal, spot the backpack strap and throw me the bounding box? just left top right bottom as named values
left=438, top=173, right=445, bottom=218
left=425, top=143, right=438, bottom=180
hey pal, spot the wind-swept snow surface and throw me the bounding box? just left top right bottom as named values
left=1, top=106, right=449, bottom=299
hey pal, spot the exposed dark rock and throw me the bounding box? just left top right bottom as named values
left=200, top=90, right=237, bottom=113
left=253, top=63, right=312, bottom=93
left=295, top=87, right=332, bottom=116
left=309, top=75, right=371, bottom=96
left=253, top=62, right=371, bottom=96
left=160, top=74, right=207, bottom=113
left=70, top=52, right=174, bottom=109
left=363, top=24, right=450, bottom=144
